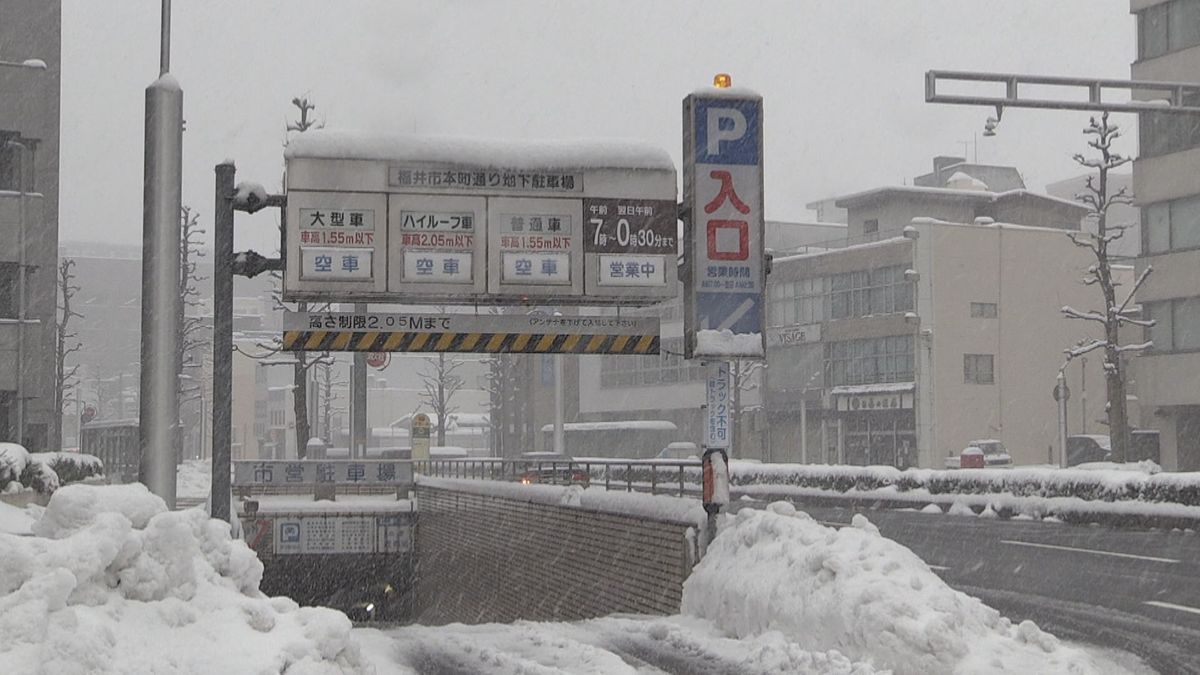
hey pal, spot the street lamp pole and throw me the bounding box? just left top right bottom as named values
left=138, top=0, right=183, bottom=507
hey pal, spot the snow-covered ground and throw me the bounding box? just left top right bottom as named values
left=1, top=482, right=1153, bottom=674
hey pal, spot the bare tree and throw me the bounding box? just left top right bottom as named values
left=1061, top=112, right=1154, bottom=463
left=233, top=96, right=331, bottom=456
left=316, top=358, right=348, bottom=443
left=419, top=353, right=465, bottom=446
left=55, top=258, right=83, bottom=446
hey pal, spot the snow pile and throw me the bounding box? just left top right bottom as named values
left=233, top=181, right=269, bottom=210
left=0, top=500, right=40, bottom=535
left=177, top=458, right=213, bottom=500
left=695, top=329, right=763, bottom=357
left=1, top=483, right=370, bottom=674
left=683, top=503, right=1101, bottom=674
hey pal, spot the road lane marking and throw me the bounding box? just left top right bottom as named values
left=1144, top=601, right=1200, bottom=616
left=1000, top=539, right=1179, bottom=564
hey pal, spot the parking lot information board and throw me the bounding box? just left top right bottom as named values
left=284, top=132, right=678, bottom=305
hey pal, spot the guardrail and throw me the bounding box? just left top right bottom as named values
left=414, top=458, right=704, bottom=498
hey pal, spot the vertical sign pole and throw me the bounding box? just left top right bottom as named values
left=351, top=303, right=368, bottom=459
left=211, top=162, right=235, bottom=523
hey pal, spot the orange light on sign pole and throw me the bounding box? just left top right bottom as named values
left=713, top=73, right=732, bottom=88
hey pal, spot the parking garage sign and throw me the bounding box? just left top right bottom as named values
left=683, top=90, right=766, bottom=359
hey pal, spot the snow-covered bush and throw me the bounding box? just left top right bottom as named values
left=30, top=453, right=104, bottom=486
left=0, top=442, right=31, bottom=490
left=1, top=483, right=371, bottom=673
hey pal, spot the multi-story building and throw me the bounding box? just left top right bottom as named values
left=1127, top=0, right=1200, bottom=470
left=0, top=0, right=60, bottom=449
left=575, top=162, right=1122, bottom=467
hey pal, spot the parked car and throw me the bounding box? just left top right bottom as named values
left=945, top=439, right=1013, bottom=468
left=656, top=442, right=700, bottom=461
left=515, top=452, right=590, bottom=486
left=323, top=581, right=402, bottom=622
left=1066, top=434, right=1111, bottom=467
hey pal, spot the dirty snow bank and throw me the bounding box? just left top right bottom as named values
left=683, top=503, right=1102, bottom=674
left=1, top=483, right=369, bottom=674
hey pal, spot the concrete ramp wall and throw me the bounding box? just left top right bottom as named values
left=414, top=482, right=701, bottom=624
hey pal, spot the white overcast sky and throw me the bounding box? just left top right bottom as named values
left=60, top=1, right=1135, bottom=253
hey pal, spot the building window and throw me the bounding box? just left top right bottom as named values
left=863, top=219, right=879, bottom=234
left=599, top=338, right=704, bottom=389
left=970, top=302, right=998, bottom=318
left=826, top=335, right=914, bottom=387
left=1143, top=195, right=1200, bottom=254
left=0, top=262, right=17, bottom=319
left=768, top=277, right=825, bottom=327
left=964, top=354, right=995, bottom=384
left=1138, top=0, right=1200, bottom=60
left=829, top=266, right=913, bottom=320
left=1147, top=297, right=1200, bottom=352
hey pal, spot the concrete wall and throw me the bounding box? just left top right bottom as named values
left=414, top=484, right=696, bottom=624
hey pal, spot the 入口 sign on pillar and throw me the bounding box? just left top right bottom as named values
left=683, top=87, right=766, bottom=359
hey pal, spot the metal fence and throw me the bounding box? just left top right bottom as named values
left=414, top=458, right=704, bottom=498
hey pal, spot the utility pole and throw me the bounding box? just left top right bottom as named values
left=139, top=0, right=183, bottom=507
left=211, top=163, right=235, bottom=521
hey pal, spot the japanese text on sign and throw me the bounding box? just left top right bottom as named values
left=304, top=313, right=453, bottom=331
left=399, top=211, right=474, bottom=231
left=299, top=247, right=374, bottom=281
left=584, top=198, right=677, bottom=254
left=389, top=166, right=583, bottom=193
left=502, top=213, right=571, bottom=235
left=597, top=254, right=668, bottom=287
left=705, top=362, right=731, bottom=449
left=501, top=252, right=570, bottom=284
left=403, top=251, right=473, bottom=283
left=233, top=460, right=413, bottom=486
left=299, top=208, right=375, bottom=230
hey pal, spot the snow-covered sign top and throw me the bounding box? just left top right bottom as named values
left=284, top=129, right=675, bottom=172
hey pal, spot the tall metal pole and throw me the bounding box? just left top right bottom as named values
left=1080, top=357, right=1088, bottom=434
left=553, top=354, right=564, bottom=454
left=13, top=144, right=27, bottom=445
left=159, top=0, right=171, bottom=75
left=351, top=303, right=368, bottom=459
left=1057, top=370, right=1069, bottom=469
left=138, top=0, right=182, bottom=507
left=211, top=162, right=235, bottom=522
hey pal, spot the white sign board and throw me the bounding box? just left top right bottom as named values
left=684, top=92, right=766, bottom=358
left=233, top=460, right=412, bottom=486
left=766, top=323, right=821, bottom=347
left=272, top=515, right=413, bottom=555
left=283, top=131, right=677, bottom=305
left=705, top=361, right=732, bottom=449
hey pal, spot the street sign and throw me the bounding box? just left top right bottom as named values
left=683, top=89, right=766, bottom=359
left=365, top=352, right=390, bottom=369
left=411, top=413, right=431, bottom=462
left=283, top=131, right=678, bottom=305
left=1053, top=382, right=1071, bottom=402
left=705, top=361, right=732, bottom=449
left=232, top=460, right=413, bottom=487
left=281, top=310, right=661, bottom=355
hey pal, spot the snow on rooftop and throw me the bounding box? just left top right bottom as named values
left=285, top=129, right=675, bottom=172
left=538, top=420, right=679, bottom=433
left=829, top=382, right=915, bottom=395
left=945, top=170, right=989, bottom=191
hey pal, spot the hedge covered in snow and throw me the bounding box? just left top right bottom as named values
left=0, top=445, right=105, bottom=496
left=591, top=459, right=1200, bottom=507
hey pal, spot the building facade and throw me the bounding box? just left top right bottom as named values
left=0, top=0, right=61, bottom=449
left=1128, top=0, right=1200, bottom=470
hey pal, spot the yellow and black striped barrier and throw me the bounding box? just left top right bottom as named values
left=281, top=330, right=660, bottom=355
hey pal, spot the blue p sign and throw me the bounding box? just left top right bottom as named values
left=693, top=98, right=761, bottom=165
